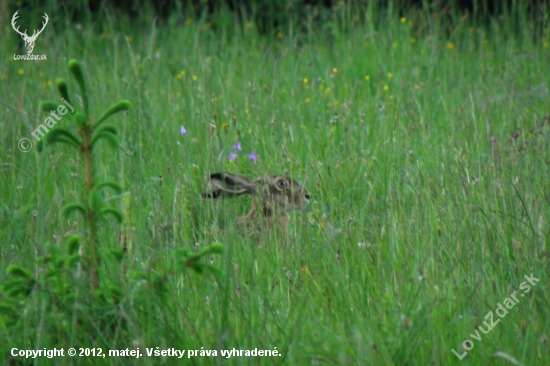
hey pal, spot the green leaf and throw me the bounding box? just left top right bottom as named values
left=88, top=190, right=103, bottom=212
left=66, top=234, right=81, bottom=255
left=68, top=60, right=89, bottom=117
left=54, top=135, right=81, bottom=147
left=44, top=127, right=81, bottom=147
left=93, top=100, right=131, bottom=129
left=185, top=253, right=200, bottom=263
left=91, top=131, right=119, bottom=149
left=40, top=132, right=81, bottom=150
left=93, top=181, right=124, bottom=195
left=55, top=78, right=71, bottom=107
left=54, top=257, right=64, bottom=270
left=61, top=203, right=87, bottom=220
left=7, top=265, right=32, bottom=279
left=65, top=254, right=81, bottom=269
left=198, top=243, right=224, bottom=256
left=188, top=262, right=205, bottom=274
left=93, top=123, right=118, bottom=136
left=40, top=101, right=61, bottom=114
left=173, top=248, right=190, bottom=258
left=4, top=283, right=33, bottom=297
left=43, top=268, right=58, bottom=280
left=0, top=304, right=17, bottom=317
left=98, top=208, right=124, bottom=224
left=74, top=112, right=87, bottom=127
left=2, top=279, right=25, bottom=292
left=204, top=264, right=222, bottom=277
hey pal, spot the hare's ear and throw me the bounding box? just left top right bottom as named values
left=202, top=173, right=258, bottom=199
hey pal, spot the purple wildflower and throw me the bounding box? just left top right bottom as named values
left=232, top=141, right=242, bottom=151
left=228, top=152, right=237, bottom=160
left=179, top=125, right=186, bottom=138
left=246, top=152, right=258, bottom=161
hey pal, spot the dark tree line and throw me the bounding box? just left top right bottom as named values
left=3, top=0, right=548, bottom=36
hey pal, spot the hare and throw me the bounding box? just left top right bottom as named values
left=202, top=172, right=310, bottom=235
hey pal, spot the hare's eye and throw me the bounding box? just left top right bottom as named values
left=277, top=179, right=288, bottom=188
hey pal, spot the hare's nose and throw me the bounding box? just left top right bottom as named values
left=305, top=193, right=311, bottom=200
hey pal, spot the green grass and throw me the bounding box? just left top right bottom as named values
left=1, top=2, right=549, bottom=365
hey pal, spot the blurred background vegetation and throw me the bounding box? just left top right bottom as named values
left=1, top=0, right=548, bottom=38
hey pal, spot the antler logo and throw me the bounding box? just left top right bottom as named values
left=11, top=11, right=49, bottom=54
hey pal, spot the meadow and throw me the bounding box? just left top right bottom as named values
left=1, top=2, right=549, bottom=365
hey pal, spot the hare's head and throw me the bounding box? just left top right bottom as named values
left=259, top=176, right=310, bottom=215
left=202, top=172, right=310, bottom=220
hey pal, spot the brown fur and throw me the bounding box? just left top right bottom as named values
left=202, top=172, right=310, bottom=235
